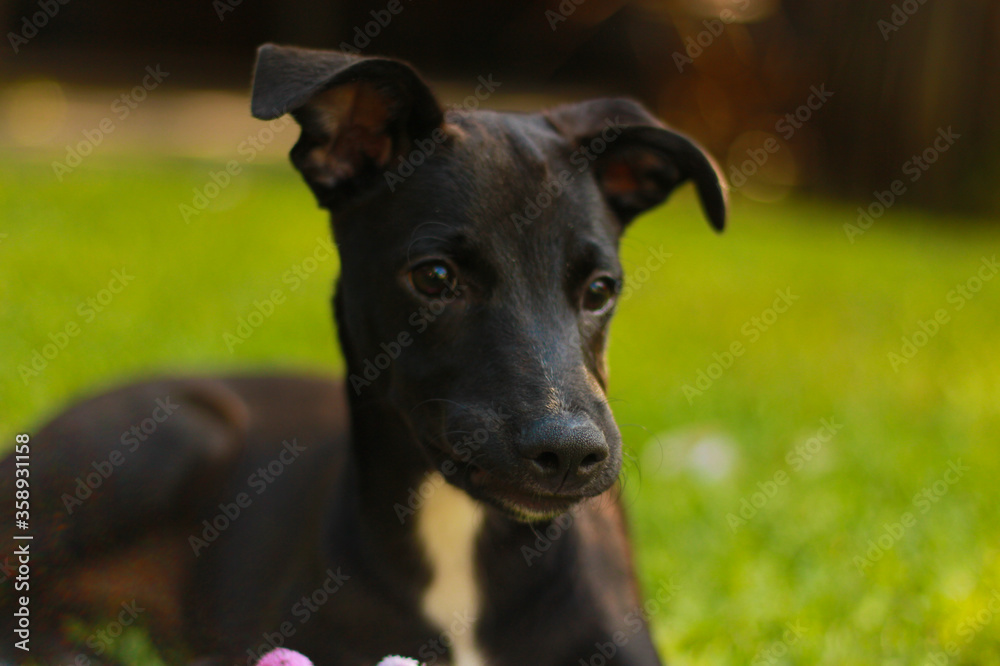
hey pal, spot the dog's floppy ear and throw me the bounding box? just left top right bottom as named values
left=251, top=43, right=445, bottom=207
left=546, top=98, right=727, bottom=231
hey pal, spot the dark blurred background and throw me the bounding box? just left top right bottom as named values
left=2, top=0, right=998, bottom=216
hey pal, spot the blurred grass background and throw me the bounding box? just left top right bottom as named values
left=2, top=154, right=998, bottom=664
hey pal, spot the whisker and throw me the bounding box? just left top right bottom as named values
left=408, top=397, right=470, bottom=417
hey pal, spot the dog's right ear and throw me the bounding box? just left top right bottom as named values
left=546, top=98, right=727, bottom=232
left=250, top=43, right=445, bottom=207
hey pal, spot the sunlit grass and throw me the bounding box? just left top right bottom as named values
left=1, top=155, right=998, bottom=664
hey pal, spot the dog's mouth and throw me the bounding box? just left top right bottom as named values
left=420, top=427, right=610, bottom=522
left=463, top=464, right=582, bottom=522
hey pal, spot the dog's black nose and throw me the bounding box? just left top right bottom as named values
left=518, top=414, right=610, bottom=492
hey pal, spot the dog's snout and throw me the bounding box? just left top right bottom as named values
left=518, top=414, right=610, bottom=492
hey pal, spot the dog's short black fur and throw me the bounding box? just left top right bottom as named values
left=0, top=45, right=726, bottom=665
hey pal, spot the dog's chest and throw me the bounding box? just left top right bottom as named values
left=415, top=473, right=488, bottom=666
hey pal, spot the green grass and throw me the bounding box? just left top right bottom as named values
left=2, top=155, right=999, bottom=664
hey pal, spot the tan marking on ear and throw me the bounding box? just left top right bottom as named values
left=297, top=82, right=397, bottom=188
left=313, top=82, right=394, bottom=168
left=600, top=159, right=640, bottom=197
left=312, top=84, right=360, bottom=135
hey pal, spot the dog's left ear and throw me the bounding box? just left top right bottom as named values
left=546, top=98, right=727, bottom=231
left=250, top=43, right=444, bottom=207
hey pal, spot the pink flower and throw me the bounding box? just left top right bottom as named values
left=255, top=648, right=314, bottom=666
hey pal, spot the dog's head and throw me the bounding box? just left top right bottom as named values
left=251, top=44, right=726, bottom=521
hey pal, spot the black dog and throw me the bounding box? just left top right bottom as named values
left=0, top=45, right=725, bottom=665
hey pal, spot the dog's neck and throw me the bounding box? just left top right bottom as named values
left=333, top=289, right=428, bottom=491
left=349, top=396, right=435, bottom=524
left=336, top=310, right=491, bottom=665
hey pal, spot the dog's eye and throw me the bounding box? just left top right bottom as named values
left=409, top=261, right=457, bottom=298
left=582, top=277, right=617, bottom=313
